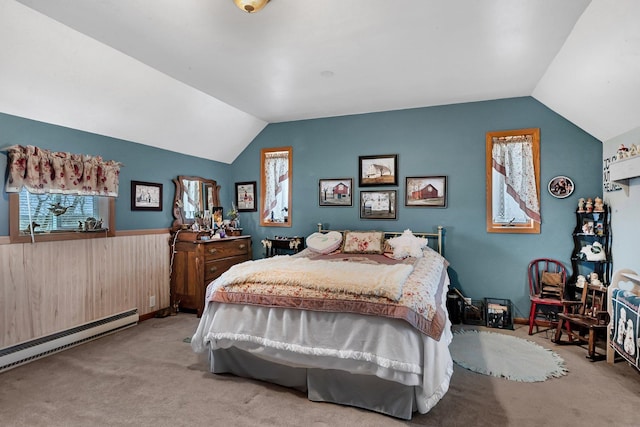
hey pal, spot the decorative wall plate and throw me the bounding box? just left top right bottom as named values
left=548, top=176, right=574, bottom=198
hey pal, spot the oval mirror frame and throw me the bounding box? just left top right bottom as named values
left=260, top=146, right=292, bottom=227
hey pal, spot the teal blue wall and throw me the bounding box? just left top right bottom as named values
left=1, top=96, right=603, bottom=318
left=0, top=113, right=232, bottom=232
left=231, top=97, right=603, bottom=318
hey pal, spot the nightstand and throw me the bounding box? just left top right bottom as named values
left=264, top=236, right=305, bottom=257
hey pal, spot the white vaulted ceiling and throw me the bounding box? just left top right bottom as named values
left=1, top=0, right=639, bottom=163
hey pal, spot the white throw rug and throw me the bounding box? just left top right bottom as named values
left=450, top=329, right=568, bottom=382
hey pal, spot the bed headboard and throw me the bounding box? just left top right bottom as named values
left=316, top=223, right=445, bottom=256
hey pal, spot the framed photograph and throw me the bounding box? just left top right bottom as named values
left=360, top=190, right=397, bottom=220
left=235, top=181, right=257, bottom=212
left=359, top=154, right=398, bottom=187
left=131, top=181, right=162, bottom=211
left=582, top=219, right=595, bottom=235
left=548, top=175, right=574, bottom=198
left=319, top=178, right=353, bottom=207
left=405, top=176, right=447, bottom=208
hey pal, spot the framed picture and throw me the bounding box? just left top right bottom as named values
left=319, top=178, right=353, bottom=207
left=405, top=176, right=447, bottom=208
left=360, top=190, right=397, bottom=220
left=582, top=219, right=595, bottom=235
left=548, top=175, right=574, bottom=198
left=235, top=181, right=257, bottom=212
left=131, top=181, right=162, bottom=211
left=359, top=154, right=398, bottom=187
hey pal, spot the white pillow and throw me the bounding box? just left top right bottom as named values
left=306, top=231, right=343, bottom=254
left=386, top=229, right=428, bottom=259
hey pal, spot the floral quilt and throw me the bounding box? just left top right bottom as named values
left=206, top=248, right=449, bottom=341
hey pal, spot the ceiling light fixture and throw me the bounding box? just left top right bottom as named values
left=234, top=0, right=270, bottom=13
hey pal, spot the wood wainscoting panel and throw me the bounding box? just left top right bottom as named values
left=0, top=232, right=170, bottom=348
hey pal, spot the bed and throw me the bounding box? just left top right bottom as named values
left=607, top=269, right=640, bottom=370
left=191, top=226, right=452, bottom=420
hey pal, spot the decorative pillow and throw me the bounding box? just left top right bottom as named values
left=306, top=231, right=343, bottom=254
left=341, top=230, right=385, bottom=254
left=386, top=229, right=428, bottom=259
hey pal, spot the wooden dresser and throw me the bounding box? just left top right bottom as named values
left=170, top=231, right=251, bottom=316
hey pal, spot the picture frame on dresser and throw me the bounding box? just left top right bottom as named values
left=131, top=181, right=162, bottom=211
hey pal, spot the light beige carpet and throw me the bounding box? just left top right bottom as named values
left=0, top=314, right=639, bottom=426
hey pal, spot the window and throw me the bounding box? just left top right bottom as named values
left=260, top=147, right=292, bottom=227
left=5, top=145, right=120, bottom=243
left=486, top=128, right=541, bottom=234
left=10, top=191, right=115, bottom=243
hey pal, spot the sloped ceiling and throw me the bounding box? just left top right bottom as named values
left=1, top=0, right=639, bottom=164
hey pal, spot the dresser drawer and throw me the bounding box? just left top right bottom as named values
left=203, top=238, right=250, bottom=261
left=204, top=256, right=247, bottom=282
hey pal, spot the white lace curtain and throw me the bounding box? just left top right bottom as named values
left=262, top=151, right=289, bottom=221
left=4, top=145, right=121, bottom=197
left=491, top=135, right=541, bottom=223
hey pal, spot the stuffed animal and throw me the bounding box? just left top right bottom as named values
left=617, top=308, right=627, bottom=346
left=576, top=275, right=586, bottom=288
left=580, top=242, right=606, bottom=262
left=624, top=319, right=635, bottom=356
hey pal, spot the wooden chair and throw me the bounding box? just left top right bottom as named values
left=528, top=258, right=568, bottom=335
left=553, top=280, right=609, bottom=360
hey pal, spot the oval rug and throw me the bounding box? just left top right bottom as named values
left=450, top=329, right=568, bottom=382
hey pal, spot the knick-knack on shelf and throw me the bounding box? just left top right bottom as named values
left=593, top=196, right=604, bottom=213
left=585, top=198, right=593, bottom=213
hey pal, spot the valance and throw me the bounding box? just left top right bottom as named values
left=4, top=145, right=121, bottom=197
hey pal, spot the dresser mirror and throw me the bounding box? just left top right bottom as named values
left=172, top=176, right=220, bottom=230
left=260, top=146, right=292, bottom=227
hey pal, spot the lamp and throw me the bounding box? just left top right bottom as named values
left=234, top=0, right=270, bottom=13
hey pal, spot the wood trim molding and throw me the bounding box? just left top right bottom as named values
left=116, top=228, right=170, bottom=237
left=0, top=228, right=170, bottom=244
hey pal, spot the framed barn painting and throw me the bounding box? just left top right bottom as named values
left=405, top=176, right=447, bottom=208
left=358, top=154, right=398, bottom=187
left=360, top=190, right=397, bottom=220
left=319, top=178, right=353, bottom=206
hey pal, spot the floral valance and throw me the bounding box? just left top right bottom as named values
left=4, top=145, right=121, bottom=197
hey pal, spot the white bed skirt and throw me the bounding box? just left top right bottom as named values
left=192, top=293, right=453, bottom=419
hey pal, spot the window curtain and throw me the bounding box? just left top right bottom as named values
left=4, top=145, right=121, bottom=197
left=263, top=151, right=289, bottom=221
left=491, top=136, right=541, bottom=223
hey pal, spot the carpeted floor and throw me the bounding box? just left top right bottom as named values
left=1, top=314, right=639, bottom=426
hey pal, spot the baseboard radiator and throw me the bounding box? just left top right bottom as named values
left=0, top=309, right=139, bottom=373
